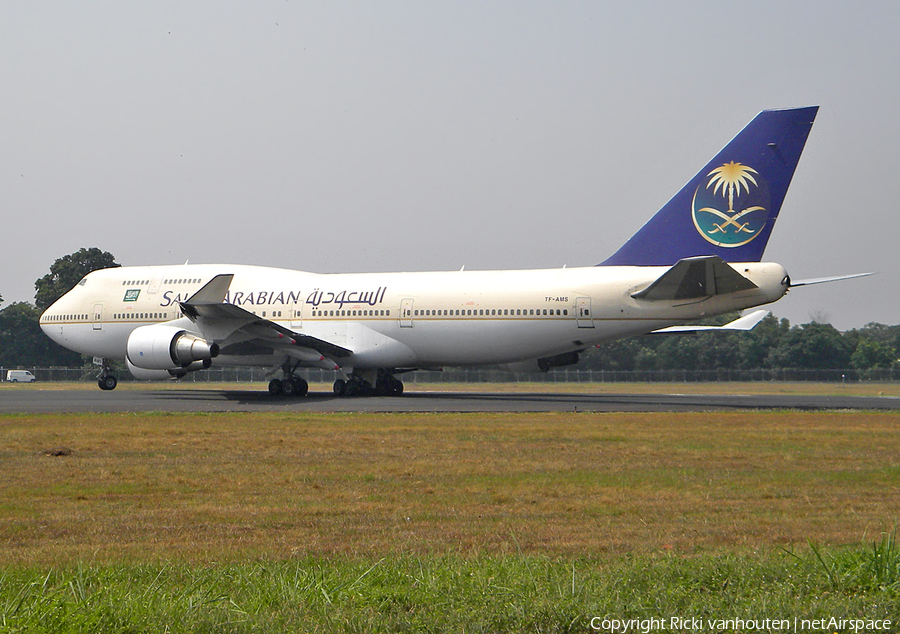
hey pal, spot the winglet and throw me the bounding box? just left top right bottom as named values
left=185, top=274, right=234, bottom=305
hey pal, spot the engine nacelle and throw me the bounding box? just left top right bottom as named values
left=126, top=324, right=219, bottom=370
left=127, top=357, right=212, bottom=380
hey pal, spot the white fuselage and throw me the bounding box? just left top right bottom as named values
left=40, top=262, right=788, bottom=373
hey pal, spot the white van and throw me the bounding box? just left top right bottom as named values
left=6, top=370, right=36, bottom=383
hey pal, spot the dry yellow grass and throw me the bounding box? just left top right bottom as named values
left=1, top=411, right=898, bottom=565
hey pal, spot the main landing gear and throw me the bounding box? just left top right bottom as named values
left=268, top=375, right=309, bottom=397
left=268, top=361, right=309, bottom=397
left=333, top=370, right=404, bottom=397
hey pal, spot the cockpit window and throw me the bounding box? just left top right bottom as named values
left=77, top=277, right=87, bottom=286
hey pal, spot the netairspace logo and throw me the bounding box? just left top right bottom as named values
left=590, top=616, right=893, bottom=633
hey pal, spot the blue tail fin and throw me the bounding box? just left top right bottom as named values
left=599, top=106, right=818, bottom=266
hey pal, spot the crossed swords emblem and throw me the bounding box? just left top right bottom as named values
left=696, top=205, right=765, bottom=235
left=695, top=161, right=765, bottom=237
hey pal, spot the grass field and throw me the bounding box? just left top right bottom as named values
left=1, top=409, right=898, bottom=631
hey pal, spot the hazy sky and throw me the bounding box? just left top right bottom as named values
left=2, top=2, right=896, bottom=329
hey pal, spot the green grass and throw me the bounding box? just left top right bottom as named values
left=2, top=410, right=899, bottom=631
left=0, top=544, right=897, bottom=633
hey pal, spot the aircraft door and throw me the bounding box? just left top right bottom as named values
left=92, top=303, right=103, bottom=331
left=575, top=297, right=594, bottom=328
left=148, top=270, right=162, bottom=295
left=290, top=300, right=302, bottom=330
left=400, top=298, right=414, bottom=328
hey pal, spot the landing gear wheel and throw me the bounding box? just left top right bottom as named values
left=333, top=379, right=346, bottom=396
left=282, top=376, right=309, bottom=397
left=268, top=378, right=283, bottom=395
left=98, top=375, right=118, bottom=391
left=375, top=374, right=404, bottom=396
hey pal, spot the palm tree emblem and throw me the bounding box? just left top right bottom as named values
left=692, top=161, right=768, bottom=247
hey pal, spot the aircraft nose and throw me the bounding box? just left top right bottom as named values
left=40, top=298, right=67, bottom=344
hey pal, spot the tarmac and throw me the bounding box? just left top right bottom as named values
left=1, top=387, right=898, bottom=413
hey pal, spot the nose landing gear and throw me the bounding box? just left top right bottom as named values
left=96, top=359, right=118, bottom=391
left=98, top=374, right=118, bottom=391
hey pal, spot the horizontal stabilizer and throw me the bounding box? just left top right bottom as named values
left=632, top=256, right=757, bottom=301
left=651, top=309, right=769, bottom=334
left=788, top=272, right=875, bottom=287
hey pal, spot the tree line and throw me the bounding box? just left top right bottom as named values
left=0, top=248, right=119, bottom=368
left=1, top=249, right=897, bottom=372
left=581, top=316, right=899, bottom=372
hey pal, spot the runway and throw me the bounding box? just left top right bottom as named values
left=1, top=387, right=898, bottom=413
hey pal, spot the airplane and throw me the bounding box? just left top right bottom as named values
left=40, top=106, right=869, bottom=396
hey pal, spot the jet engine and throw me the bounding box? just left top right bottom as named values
left=126, top=324, right=219, bottom=371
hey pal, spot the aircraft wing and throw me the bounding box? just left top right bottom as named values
left=632, top=255, right=757, bottom=301
left=179, top=275, right=352, bottom=359
left=650, top=309, right=769, bottom=334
